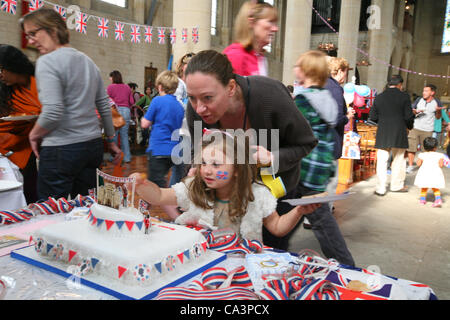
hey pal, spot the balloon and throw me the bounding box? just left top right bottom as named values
left=353, top=92, right=366, bottom=108
left=343, top=83, right=355, bottom=94
left=344, top=92, right=354, bottom=105
left=355, top=85, right=371, bottom=97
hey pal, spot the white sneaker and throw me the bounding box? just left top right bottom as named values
left=406, top=166, right=415, bottom=174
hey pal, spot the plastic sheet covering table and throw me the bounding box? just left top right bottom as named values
left=0, top=214, right=439, bottom=300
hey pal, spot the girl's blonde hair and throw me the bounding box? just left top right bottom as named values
left=155, top=70, right=179, bottom=94
left=233, top=1, right=278, bottom=51
left=188, top=131, right=260, bottom=219
left=296, top=50, right=330, bottom=88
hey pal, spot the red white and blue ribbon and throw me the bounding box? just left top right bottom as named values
left=0, top=195, right=95, bottom=225
left=156, top=266, right=258, bottom=300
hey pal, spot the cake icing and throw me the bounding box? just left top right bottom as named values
left=32, top=204, right=209, bottom=287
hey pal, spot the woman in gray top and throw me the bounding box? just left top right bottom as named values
left=21, top=8, right=121, bottom=201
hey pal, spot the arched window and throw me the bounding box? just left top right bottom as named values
left=99, top=0, right=126, bottom=8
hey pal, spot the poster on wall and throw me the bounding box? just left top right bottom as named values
left=441, top=0, right=450, bottom=53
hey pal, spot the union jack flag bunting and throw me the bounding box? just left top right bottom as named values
left=75, top=12, right=88, bottom=34
left=181, top=28, right=188, bottom=43
left=158, top=27, right=165, bottom=45
left=130, top=25, right=140, bottom=43
left=54, top=5, right=67, bottom=20
left=1, top=0, right=17, bottom=14
left=97, top=18, right=109, bottom=38
left=144, top=26, right=153, bottom=43
left=192, top=27, right=199, bottom=44
left=115, top=21, right=124, bottom=41
left=170, top=28, right=176, bottom=44
left=28, top=0, right=43, bottom=12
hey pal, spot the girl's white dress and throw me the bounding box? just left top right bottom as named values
left=414, top=152, right=446, bottom=189
left=172, top=177, right=277, bottom=242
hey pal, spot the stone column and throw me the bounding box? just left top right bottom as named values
left=366, top=0, right=396, bottom=92
left=282, top=0, right=312, bottom=86
left=172, top=0, right=212, bottom=70
left=337, top=0, right=362, bottom=80
left=133, top=0, right=145, bottom=25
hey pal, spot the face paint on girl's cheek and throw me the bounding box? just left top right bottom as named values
left=216, top=171, right=229, bottom=180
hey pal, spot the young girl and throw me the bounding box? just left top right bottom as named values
left=414, top=137, right=446, bottom=207
left=129, top=131, right=318, bottom=243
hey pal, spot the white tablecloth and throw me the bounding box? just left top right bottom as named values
left=0, top=156, right=27, bottom=211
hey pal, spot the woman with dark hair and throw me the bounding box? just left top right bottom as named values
left=107, top=70, right=134, bottom=163
left=0, top=44, right=41, bottom=203
left=184, top=50, right=318, bottom=250
left=21, top=8, right=121, bottom=201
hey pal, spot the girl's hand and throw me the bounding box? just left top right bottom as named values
left=127, top=172, right=147, bottom=191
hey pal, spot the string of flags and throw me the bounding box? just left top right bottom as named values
left=1, top=0, right=200, bottom=45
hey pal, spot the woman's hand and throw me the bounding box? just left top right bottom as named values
left=294, top=203, right=321, bottom=216
left=29, top=123, right=50, bottom=159
left=251, top=145, right=272, bottom=167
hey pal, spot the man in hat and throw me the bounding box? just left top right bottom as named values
left=369, top=75, right=415, bottom=196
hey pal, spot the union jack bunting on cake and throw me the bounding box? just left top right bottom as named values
left=158, top=27, right=165, bottom=44
left=75, top=12, right=88, bottom=34
left=144, top=26, right=152, bottom=43
left=114, top=21, right=124, bottom=41
left=53, top=5, right=66, bottom=20
left=1, top=0, right=17, bottom=14
left=130, top=25, right=140, bottom=43
left=28, top=0, right=43, bottom=12
left=97, top=17, right=109, bottom=38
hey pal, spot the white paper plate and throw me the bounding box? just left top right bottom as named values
left=0, top=180, right=22, bottom=192
left=282, top=192, right=354, bottom=206
left=0, top=115, right=38, bottom=121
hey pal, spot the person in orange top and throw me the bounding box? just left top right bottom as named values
left=0, top=44, right=41, bottom=203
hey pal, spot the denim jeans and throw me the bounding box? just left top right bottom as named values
left=113, top=106, right=131, bottom=162
left=37, top=138, right=103, bottom=201
left=147, top=151, right=175, bottom=188
left=169, top=135, right=189, bottom=187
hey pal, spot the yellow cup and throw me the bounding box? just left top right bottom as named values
left=261, top=173, right=287, bottom=199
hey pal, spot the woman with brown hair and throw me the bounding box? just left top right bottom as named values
left=184, top=50, right=318, bottom=250
left=0, top=44, right=41, bottom=203
left=223, top=1, right=279, bottom=76
left=20, top=8, right=121, bottom=201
